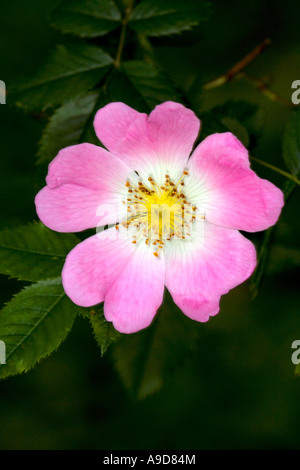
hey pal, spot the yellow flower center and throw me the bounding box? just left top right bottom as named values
left=118, top=170, right=200, bottom=257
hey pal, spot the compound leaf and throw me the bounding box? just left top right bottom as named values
left=0, top=278, right=79, bottom=379
left=52, top=0, right=122, bottom=38
left=0, top=222, right=79, bottom=282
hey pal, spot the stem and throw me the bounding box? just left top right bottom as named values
left=250, top=156, right=300, bottom=185
left=137, top=33, right=156, bottom=64
left=250, top=225, right=274, bottom=299
left=203, top=38, right=271, bottom=90
left=115, top=0, right=134, bottom=68
left=202, top=38, right=295, bottom=108
left=241, top=72, right=297, bottom=108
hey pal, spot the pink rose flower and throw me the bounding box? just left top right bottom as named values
left=35, top=101, right=284, bottom=333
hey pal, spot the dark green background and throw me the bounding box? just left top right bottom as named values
left=0, top=0, right=300, bottom=449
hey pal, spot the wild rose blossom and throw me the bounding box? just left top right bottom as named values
left=35, top=101, right=284, bottom=333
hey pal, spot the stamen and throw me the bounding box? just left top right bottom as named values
left=124, top=169, right=197, bottom=251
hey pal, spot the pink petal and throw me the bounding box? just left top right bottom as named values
left=94, top=101, right=200, bottom=183
left=35, top=184, right=125, bottom=232
left=146, top=101, right=200, bottom=180
left=62, top=227, right=165, bottom=333
left=104, top=242, right=165, bottom=334
left=62, top=227, right=135, bottom=307
left=193, top=132, right=251, bottom=168
left=35, top=144, right=136, bottom=232
left=94, top=102, right=150, bottom=166
left=165, top=222, right=257, bottom=322
left=46, top=143, right=134, bottom=191
left=186, top=133, right=284, bottom=232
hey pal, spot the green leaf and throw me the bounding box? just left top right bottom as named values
left=129, top=0, right=211, bottom=37
left=121, top=61, right=182, bottom=110
left=200, top=100, right=259, bottom=146
left=251, top=111, right=300, bottom=298
left=0, top=278, right=78, bottom=379
left=113, top=291, right=199, bottom=399
left=106, top=70, right=150, bottom=113
left=214, top=100, right=259, bottom=124
left=11, top=44, right=113, bottom=112
left=0, top=222, right=80, bottom=282
left=37, top=92, right=100, bottom=165
left=282, top=110, right=300, bottom=176
left=52, top=0, right=122, bottom=38
left=220, top=117, right=250, bottom=148
left=90, top=308, right=121, bottom=356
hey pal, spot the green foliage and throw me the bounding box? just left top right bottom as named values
left=121, top=61, right=182, bottom=110
left=0, top=278, right=78, bottom=379
left=4, top=0, right=299, bottom=387
left=37, top=93, right=99, bottom=165
left=52, top=0, right=122, bottom=38
left=282, top=110, right=300, bottom=175
left=90, top=309, right=121, bottom=356
left=0, top=222, right=80, bottom=282
left=106, top=62, right=181, bottom=113
left=106, top=69, right=150, bottom=112
left=220, top=117, right=250, bottom=147
left=113, top=291, right=200, bottom=399
left=200, top=100, right=259, bottom=147
left=250, top=180, right=296, bottom=298
left=11, top=44, right=113, bottom=112
left=129, top=0, right=211, bottom=37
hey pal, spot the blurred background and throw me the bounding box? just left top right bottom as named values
left=0, top=0, right=300, bottom=449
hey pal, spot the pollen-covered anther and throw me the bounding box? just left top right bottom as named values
left=123, top=169, right=196, bottom=249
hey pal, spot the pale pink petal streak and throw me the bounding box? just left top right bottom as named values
left=94, top=101, right=200, bottom=183
left=62, top=228, right=136, bottom=307
left=62, top=227, right=165, bottom=333
left=35, top=184, right=124, bottom=232
left=35, top=143, right=135, bottom=232
left=186, top=132, right=284, bottom=232
left=93, top=102, right=150, bottom=169
left=164, top=222, right=257, bottom=322
left=104, top=241, right=165, bottom=334
left=46, top=143, right=134, bottom=191
left=146, top=101, right=201, bottom=181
